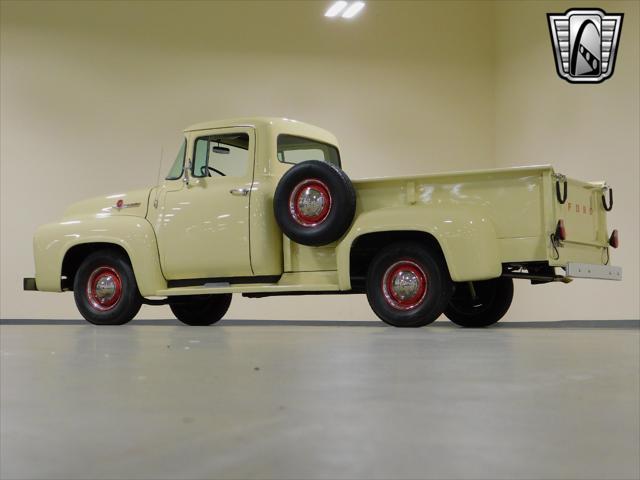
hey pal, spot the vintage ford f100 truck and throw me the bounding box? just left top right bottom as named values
left=24, top=118, right=621, bottom=327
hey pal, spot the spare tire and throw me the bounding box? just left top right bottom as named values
left=274, top=160, right=356, bottom=246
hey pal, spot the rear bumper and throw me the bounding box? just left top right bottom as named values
left=23, top=278, right=38, bottom=291
left=565, top=263, right=622, bottom=281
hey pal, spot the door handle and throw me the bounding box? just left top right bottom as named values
left=229, top=188, right=250, bottom=196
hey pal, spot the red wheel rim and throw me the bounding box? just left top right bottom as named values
left=382, top=260, right=428, bottom=310
left=289, top=179, right=332, bottom=227
left=86, top=266, right=122, bottom=312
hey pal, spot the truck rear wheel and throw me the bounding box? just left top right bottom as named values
left=169, top=294, right=232, bottom=326
left=73, top=249, right=142, bottom=325
left=444, top=277, right=513, bottom=328
left=366, top=242, right=453, bottom=327
left=273, top=160, right=356, bottom=246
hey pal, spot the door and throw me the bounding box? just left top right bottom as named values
left=155, top=127, right=255, bottom=280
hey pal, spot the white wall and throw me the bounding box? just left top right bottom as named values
left=1, top=1, right=637, bottom=321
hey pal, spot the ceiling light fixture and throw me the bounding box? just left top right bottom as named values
left=325, top=1, right=348, bottom=18
left=341, top=1, right=365, bottom=19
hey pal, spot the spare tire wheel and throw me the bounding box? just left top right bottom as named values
left=273, top=160, right=356, bottom=246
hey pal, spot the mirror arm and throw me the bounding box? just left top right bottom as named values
left=183, top=160, right=192, bottom=186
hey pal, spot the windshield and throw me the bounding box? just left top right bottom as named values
left=165, top=139, right=186, bottom=180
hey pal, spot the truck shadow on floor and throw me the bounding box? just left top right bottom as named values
left=1, top=319, right=638, bottom=329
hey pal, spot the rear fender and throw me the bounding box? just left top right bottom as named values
left=336, top=205, right=501, bottom=289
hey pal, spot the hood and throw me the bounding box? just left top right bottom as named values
left=63, top=188, right=152, bottom=219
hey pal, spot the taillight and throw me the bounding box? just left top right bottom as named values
left=555, top=219, right=566, bottom=241
left=609, top=229, right=619, bottom=248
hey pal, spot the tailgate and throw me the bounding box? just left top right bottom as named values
left=549, top=173, right=612, bottom=267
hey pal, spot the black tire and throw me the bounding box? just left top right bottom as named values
left=273, top=160, right=356, bottom=246
left=366, top=242, right=453, bottom=328
left=169, top=294, right=232, bottom=326
left=73, top=249, right=142, bottom=325
left=444, top=277, right=513, bottom=328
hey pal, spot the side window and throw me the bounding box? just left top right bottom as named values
left=192, top=133, right=250, bottom=178
left=277, top=134, right=341, bottom=168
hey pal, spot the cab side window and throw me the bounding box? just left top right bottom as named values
left=192, top=133, right=250, bottom=178
left=277, top=134, right=341, bottom=168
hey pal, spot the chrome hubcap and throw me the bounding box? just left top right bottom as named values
left=87, top=266, right=122, bottom=312
left=297, top=187, right=326, bottom=218
left=95, top=275, right=117, bottom=303
left=289, top=179, right=332, bottom=227
left=382, top=260, right=428, bottom=310
left=390, top=270, right=421, bottom=300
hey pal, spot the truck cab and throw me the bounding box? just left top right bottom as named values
left=152, top=118, right=341, bottom=282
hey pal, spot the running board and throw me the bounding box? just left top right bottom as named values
left=155, top=271, right=341, bottom=297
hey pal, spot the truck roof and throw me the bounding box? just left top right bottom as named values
left=184, top=117, right=339, bottom=146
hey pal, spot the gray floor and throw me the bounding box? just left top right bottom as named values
left=1, top=322, right=639, bottom=480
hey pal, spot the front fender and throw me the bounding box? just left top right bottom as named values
left=34, top=215, right=166, bottom=296
left=336, top=205, right=502, bottom=289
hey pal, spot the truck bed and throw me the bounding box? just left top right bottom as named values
left=350, top=164, right=612, bottom=269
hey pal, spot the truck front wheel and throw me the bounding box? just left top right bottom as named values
left=169, top=294, right=232, bottom=326
left=73, top=250, right=142, bottom=325
left=444, top=277, right=513, bottom=328
left=366, top=242, right=453, bottom=327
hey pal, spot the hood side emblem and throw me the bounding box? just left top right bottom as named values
left=114, top=200, right=141, bottom=210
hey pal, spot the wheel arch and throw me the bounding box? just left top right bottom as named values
left=335, top=206, right=503, bottom=289
left=61, top=242, right=130, bottom=290
left=347, top=230, right=447, bottom=292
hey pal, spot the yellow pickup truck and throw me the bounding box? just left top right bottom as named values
left=24, top=117, right=621, bottom=327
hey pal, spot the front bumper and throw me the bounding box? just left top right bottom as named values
left=23, top=278, right=38, bottom=291
left=565, top=263, right=622, bottom=280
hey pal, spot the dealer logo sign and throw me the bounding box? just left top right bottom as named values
left=547, top=9, right=623, bottom=84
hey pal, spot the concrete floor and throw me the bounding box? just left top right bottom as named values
left=1, top=321, right=639, bottom=480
